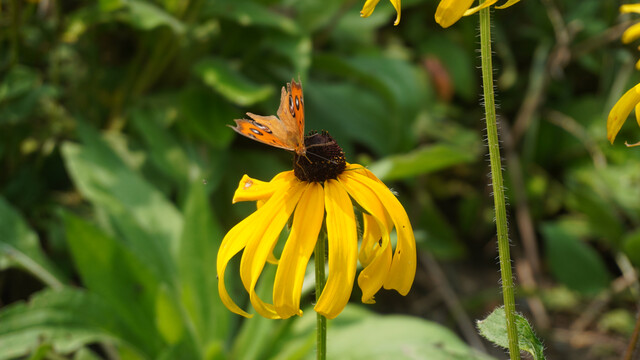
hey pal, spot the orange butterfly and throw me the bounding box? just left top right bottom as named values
left=229, top=79, right=306, bottom=156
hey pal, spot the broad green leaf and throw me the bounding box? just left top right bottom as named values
left=206, top=0, right=298, bottom=34
left=0, top=65, right=39, bottom=102
left=0, top=197, right=65, bottom=288
left=477, top=307, right=545, bottom=360
left=0, top=288, right=141, bottom=360
left=121, top=0, right=185, bottom=34
left=542, top=222, right=610, bottom=295
left=61, top=123, right=183, bottom=283
left=63, top=213, right=162, bottom=356
left=368, top=143, right=480, bottom=181
left=194, top=58, right=272, bottom=106
left=274, top=306, right=494, bottom=360
left=178, top=183, right=229, bottom=347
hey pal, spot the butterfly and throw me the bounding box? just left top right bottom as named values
left=229, top=79, right=306, bottom=156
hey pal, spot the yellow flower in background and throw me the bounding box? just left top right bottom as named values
left=621, top=4, right=640, bottom=69
left=217, top=133, right=416, bottom=320
left=360, top=0, right=401, bottom=26
left=435, top=0, right=522, bottom=28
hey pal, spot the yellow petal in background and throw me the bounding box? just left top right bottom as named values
left=494, top=0, right=521, bottom=10
left=273, top=183, right=324, bottom=319
left=390, top=0, right=401, bottom=26
left=622, top=23, right=640, bottom=44
left=435, top=0, right=474, bottom=28
left=315, top=180, right=358, bottom=319
left=621, top=4, right=640, bottom=14
left=360, top=0, right=381, bottom=18
left=607, top=83, right=640, bottom=144
left=463, top=0, right=499, bottom=17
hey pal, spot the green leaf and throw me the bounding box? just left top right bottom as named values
left=178, top=183, right=229, bottom=347
left=0, top=197, right=65, bottom=288
left=178, top=86, right=235, bottom=150
left=368, top=143, right=480, bottom=181
left=206, top=0, right=299, bottom=34
left=155, top=285, right=184, bottom=345
left=193, top=58, right=273, bottom=106
left=0, top=288, right=139, bottom=360
left=63, top=213, right=163, bottom=356
left=274, top=306, right=494, bottom=360
left=61, top=123, right=183, bottom=283
left=121, top=0, right=185, bottom=34
left=542, top=221, right=610, bottom=295
left=477, top=307, right=545, bottom=360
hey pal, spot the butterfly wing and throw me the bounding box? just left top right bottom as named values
left=276, top=79, right=305, bottom=155
left=229, top=113, right=295, bottom=151
left=230, top=79, right=306, bottom=155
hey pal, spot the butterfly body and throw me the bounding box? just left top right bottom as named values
left=230, top=79, right=306, bottom=156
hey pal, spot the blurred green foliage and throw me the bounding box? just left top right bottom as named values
left=0, top=0, right=639, bottom=358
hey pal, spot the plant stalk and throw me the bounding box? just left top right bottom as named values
left=315, top=235, right=327, bottom=360
left=478, top=5, right=521, bottom=360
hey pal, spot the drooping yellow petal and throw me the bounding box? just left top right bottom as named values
left=239, top=180, right=306, bottom=319
left=360, top=0, right=401, bottom=26
left=607, top=83, right=640, bottom=144
left=359, top=214, right=383, bottom=266
left=314, top=180, right=358, bottom=319
left=345, top=172, right=416, bottom=295
left=621, top=4, right=640, bottom=14
left=217, top=209, right=264, bottom=318
left=390, top=0, right=401, bottom=26
left=360, top=0, right=381, bottom=18
left=435, top=0, right=474, bottom=28
left=232, top=171, right=295, bottom=203
left=273, top=183, right=324, bottom=318
left=340, top=175, right=393, bottom=304
left=462, top=0, right=500, bottom=17
left=622, top=23, right=640, bottom=44
left=494, top=0, right=521, bottom=10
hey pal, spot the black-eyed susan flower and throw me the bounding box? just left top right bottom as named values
left=434, top=0, right=521, bottom=28
left=217, top=132, right=416, bottom=319
left=360, top=0, right=401, bottom=26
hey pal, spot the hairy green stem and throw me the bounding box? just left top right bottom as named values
left=315, top=236, right=327, bottom=360
left=479, top=5, right=521, bottom=360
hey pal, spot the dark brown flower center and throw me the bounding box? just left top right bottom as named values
left=294, top=131, right=346, bottom=182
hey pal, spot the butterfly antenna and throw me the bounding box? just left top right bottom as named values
left=305, top=142, right=340, bottom=165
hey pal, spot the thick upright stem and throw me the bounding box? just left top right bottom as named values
left=315, top=236, right=327, bottom=360
left=478, top=5, right=521, bottom=360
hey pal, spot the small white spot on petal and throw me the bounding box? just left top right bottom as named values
left=243, top=179, right=253, bottom=189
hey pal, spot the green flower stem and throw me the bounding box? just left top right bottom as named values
left=315, top=236, right=327, bottom=360
left=478, top=5, right=521, bottom=360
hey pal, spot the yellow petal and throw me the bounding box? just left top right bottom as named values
left=360, top=0, right=381, bottom=18
left=435, top=0, right=474, bottom=28
left=636, top=102, right=640, bottom=128
left=622, top=23, right=640, bottom=44
left=232, top=171, right=294, bottom=203
left=314, top=180, right=358, bottom=319
left=621, top=4, right=640, bottom=14
left=390, top=0, right=401, bottom=26
left=240, top=180, right=306, bottom=319
left=494, top=0, right=521, bottom=9
left=340, top=175, right=393, bottom=304
left=359, top=214, right=383, bottom=266
left=607, top=83, right=640, bottom=144
left=217, top=210, right=261, bottom=318
left=463, top=0, right=500, bottom=17
left=344, top=172, right=416, bottom=295
left=273, top=183, right=324, bottom=318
